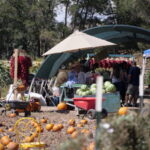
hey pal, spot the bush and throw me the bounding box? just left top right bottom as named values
left=0, top=62, right=12, bottom=87
left=60, top=108, right=150, bottom=150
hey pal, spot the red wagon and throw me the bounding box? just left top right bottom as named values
left=73, top=97, right=106, bottom=119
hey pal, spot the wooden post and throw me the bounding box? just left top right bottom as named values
left=13, top=49, right=19, bottom=100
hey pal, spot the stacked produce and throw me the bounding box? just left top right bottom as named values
left=76, top=81, right=116, bottom=96
left=99, top=58, right=132, bottom=68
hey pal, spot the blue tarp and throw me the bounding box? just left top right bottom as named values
left=144, top=49, right=150, bottom=55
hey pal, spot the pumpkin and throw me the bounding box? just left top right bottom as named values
left=24, top=136, right=34, bottom=143
left=40, top=118, right=47, bottom=124
left=87, top=142, right=95, bottom=150
left=36, top=126, right=43, bottom=133
left=31, top=132, right=38, bottom=138
left=80, top=119, right=88, bottom=125
left=8, top=113, right=17, bottom=118
left=68, top=119, right=75, bottom=126
left=118, top=107, right=128, bottom=115
left=71, top=131, right=78, bottom=139
left=8, top=128, right=14, bottom=132
left=0, top=128, right=4, bottom=132
left=7, top=142, right=19, bottom=150
left=77, top=124, right=84, bottom=128
left=46, top=123, right=54, bottom=131
left=81, top=129, right=89, bottom=134
left=57, top=124, right=63, bottom=130
left=67, top=126, right=76, bottom=134
left=57, top=102, right=67, bottom=110
left=52, top=125, right=60, bottom=132
left=1, top=136, right=11, bottom=145
left=0, top=143, right=4, bottom=150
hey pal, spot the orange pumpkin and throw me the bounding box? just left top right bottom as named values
left=80, top=119, right=88, bottom=125
left=46, top=123, right=54, bottom=131
left=8, top=128, right=14, bottom=132
left=57, top=102, right=67, bottom=110
left=0, top=128, right=4, bottom=132
left=8, top=113, right=17, bottom=118
left=7, top=142, right=19, bottom=150
left=68, top=119, right=75, bottom=126
left=57, top=124, right=64, bottom=130
left=24, top=136, right=34, bottom=143
left=87, top=142, right=95, bottom=150
left=77, top=123, right=84, bottom=128
left=31, top=132, right=38, bottom=138
left=36, top=126, right=44, bottom=133
left=1, top=136, right=11, bottom=146
left=67, top=126, right=76, bottom=134
left=52, top=125, right=60, bottom=132
left=71, top=131, right=79, bottom=139
left=40, top=118, right=47, bottom=124
left=0, top=143, right=4, bottom=150
left=118, top=107, right=128, bottom=115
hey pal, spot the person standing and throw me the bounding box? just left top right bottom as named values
left=125, top=61, right=141, bottom=107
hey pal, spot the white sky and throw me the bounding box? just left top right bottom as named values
left=55, top=4, right=72, bottom=23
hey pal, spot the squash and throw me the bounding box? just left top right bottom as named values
left=8, top=128, right=14, bottom=132
left=40, top=118, right=47, bottom=124
left=77, top=124, right=84, bottom=128
left=68, top=119, right=75, bottom=126
left=87, top=142, right=95, bottom=150
left=52, top=125, right=60, bottom=132
left=46, top=123, right=54, bottom=131
left=8, top=113, right=17, bottom=118
left=0, top=128, right=4, bottom=132
left=36, top=126, right=44, bottom=133
left=80, top=119, right=88, bottom=125
left=57, top=124, right=64, bottom=130
left=24, top=136, right=34, bottom=143
left=67, top=126, right=76, bottom=134
left=0, top=143, right=4, bottom=150
left=118, top=107, right=128, bottom=115
left=57, top=102, right=67, bottom=110
left=1, top=136, right=11, bottom=146
left=7, top=142, right=19, bottom=150
left=71, top=131, right=78, bottom=139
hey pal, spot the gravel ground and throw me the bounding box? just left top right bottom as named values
left=0, top=106, right=96, bottom=150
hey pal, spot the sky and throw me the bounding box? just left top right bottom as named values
left=55, top=4, right=72, bottom=24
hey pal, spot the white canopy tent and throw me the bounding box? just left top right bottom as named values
left=43, top=30, right=116, bottom=56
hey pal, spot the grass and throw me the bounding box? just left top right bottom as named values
left=1, top=86, right=9, bottom=99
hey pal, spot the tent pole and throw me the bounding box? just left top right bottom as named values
left=13, top=49, right=19, bottom=100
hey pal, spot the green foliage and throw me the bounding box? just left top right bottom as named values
left=0, top=62, right=12, bottom=87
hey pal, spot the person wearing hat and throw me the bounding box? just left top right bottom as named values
left=54, top=65, right=68, bottom=87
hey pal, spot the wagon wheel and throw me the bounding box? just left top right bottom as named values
left=101, top=108, right=108, bottom=119
left=87, top=109, right=96, bottom=119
